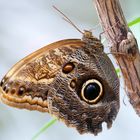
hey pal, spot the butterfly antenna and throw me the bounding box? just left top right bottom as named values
left=53, top=5, right=84, bottom=34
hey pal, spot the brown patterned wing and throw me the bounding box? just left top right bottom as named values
left=47, top=41, right=120, bottom=135
left=0, top=36, right=120, bottom=135
left=0, top=39, right=84, bottom=112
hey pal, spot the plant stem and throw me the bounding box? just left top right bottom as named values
left=32, top=118, right=57, bottom=140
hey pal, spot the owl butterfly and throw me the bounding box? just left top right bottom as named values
left=0, top=30, right=119, bottom=135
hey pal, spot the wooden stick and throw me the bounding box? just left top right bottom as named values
left=94, top=0, right=140, bottom=116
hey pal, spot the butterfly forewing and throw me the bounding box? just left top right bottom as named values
left=0, top=39, right=85, bottom=112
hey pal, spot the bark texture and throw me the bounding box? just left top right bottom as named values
left=94, top=0, right=140, bottom=116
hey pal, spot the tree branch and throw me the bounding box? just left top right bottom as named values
left=94, top=0, right=140, bottom=116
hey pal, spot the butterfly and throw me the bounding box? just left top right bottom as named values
left=0, top=29, right=119, bottom=135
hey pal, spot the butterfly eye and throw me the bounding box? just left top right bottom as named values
left=62, top=62, right=75, bottom=74
left=81, top=79, right=103, bottom=104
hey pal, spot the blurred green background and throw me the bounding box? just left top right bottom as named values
left=0, top=0, right=140, bottom=140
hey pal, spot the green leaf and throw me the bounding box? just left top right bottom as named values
left=32, top=118, right=57, bottom=140
left=128, top=17, right=140, bottom=27
left=115, top=68, right=120, bottom=75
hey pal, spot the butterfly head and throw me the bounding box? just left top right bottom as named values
left=82, top=30, right=103, bottom=50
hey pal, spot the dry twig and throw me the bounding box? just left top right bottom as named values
left=94, top=0, right=140, bottom=115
